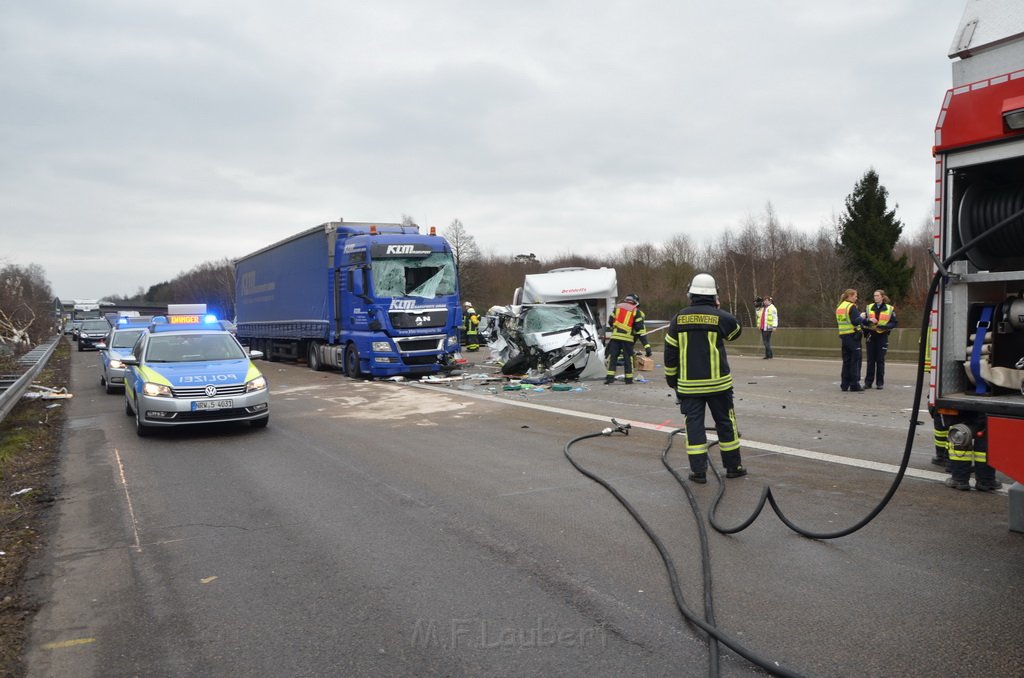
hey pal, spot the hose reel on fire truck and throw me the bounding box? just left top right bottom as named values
left=958, top=182, right=1024, bottom=272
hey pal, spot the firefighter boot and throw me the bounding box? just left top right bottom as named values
left=688, top=472, right=707, bottom=484
left=726, top=466, right=748, bottom=478
left=604, top=376, right=615, bottom=385
left=974, top=463, right=1003, bottom=492
left=624, top=377, right=633, bottom=385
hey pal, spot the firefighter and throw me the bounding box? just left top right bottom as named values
left=924, top=338, right=951, bottom=472
left=464, top=303, right=480, bottom=352
left=836, top=289, right=869, bottom=392
left=630, top=295, right=653, bottom=360
left=605, top=293, right=645, bottom=384
left=945, top=422, right=1002, bottom=492
left=864, top=289, right=897, bottom=389
left=664, top=274, right=746, bottom=483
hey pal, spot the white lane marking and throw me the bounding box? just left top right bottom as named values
left=407, top=383, right=1007, bottom=494
left=113, top=447, right=143, bottom=551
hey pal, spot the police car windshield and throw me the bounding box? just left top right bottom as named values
left=145, top=333, right=247, bottom=363
left=111, top=329, right=145, bottom=349
left=372, top=252, right=457, bottom=298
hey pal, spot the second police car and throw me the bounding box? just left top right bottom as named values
left=98, top=317, right=150, bottom=394
left=123, top=314, right=270, bottom=436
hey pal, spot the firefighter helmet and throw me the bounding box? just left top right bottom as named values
left=624, top=294, right=640, bottom=305
left=688, top=273, right=718, bottom=296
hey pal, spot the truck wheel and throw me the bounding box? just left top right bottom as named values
left=307, top=342, right=324, bottom=371
left=344, top=344, right=362, bottom=379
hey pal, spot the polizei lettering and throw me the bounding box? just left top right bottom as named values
left=179, top=374, right=239, bottom=383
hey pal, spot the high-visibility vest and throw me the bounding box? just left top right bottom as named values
left=867, top=304, right=894, bottom=333
left=836, top=300, right=856, bottom=335
left=757, top=305, right=777, bottom=330
left=609, top=302, right=637, bottom=341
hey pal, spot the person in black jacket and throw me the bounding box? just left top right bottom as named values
left=664, top=273, right=746, bottom=483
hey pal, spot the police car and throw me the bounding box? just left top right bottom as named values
left=98, top=320, right=149, bottom=394
left=122, top=314, right=269, bottom=436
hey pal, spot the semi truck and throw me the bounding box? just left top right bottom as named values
left=235, top=220, right=462, bottom=379
left=931, top=0, right=1024, bottom=529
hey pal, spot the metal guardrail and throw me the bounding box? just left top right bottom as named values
left=0, top=335, right=62, bottom=425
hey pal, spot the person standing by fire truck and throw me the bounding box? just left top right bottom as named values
left=864, top=289, right=897, bottom=390
left=836, top=289, right=869, bottom=392
left=664, top=274, right=746, bottom=483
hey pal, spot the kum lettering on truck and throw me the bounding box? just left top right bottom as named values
left=931, top=0, right=1024, bottom=528
left=234, top=220, right=461, bottom=378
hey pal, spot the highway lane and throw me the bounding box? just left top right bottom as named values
left=25, top=345, right=1024, bottom=676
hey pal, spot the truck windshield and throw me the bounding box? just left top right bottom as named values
left=372, top=253, right=457, bottom=299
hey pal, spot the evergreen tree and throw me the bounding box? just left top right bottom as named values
left=838, top=169, right=914, bottom=302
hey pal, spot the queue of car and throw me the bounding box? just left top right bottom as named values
left=89, top=313, right=270, bottom=437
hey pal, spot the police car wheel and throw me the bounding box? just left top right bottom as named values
left=251, top=415, right=269, bottom=428
left=344, top=344, right=362, bottom=379
left=105, top=381, right=115, bottom=395
left=135, top=408, right=152, bottom=437
left=125, top=396, right=133, bottom=416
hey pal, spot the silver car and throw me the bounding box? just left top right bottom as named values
left=99, top=326, right=148, bottom=393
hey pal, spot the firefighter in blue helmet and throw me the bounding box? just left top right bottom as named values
left=605, top=293, right=648, bottom=384
left=664, top=274, right=746, bottom=483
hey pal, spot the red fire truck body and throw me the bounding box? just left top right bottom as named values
left=931, top=0, right=1024, bottom=526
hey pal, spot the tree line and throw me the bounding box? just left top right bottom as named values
left=453, top=169, right=929, bottom=327
left=2, top=168, right=929, bottom=347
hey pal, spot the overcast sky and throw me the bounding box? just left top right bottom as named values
left=2, top=0, right=969, bottom=300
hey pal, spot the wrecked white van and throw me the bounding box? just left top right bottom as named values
left=481, top=267, right=617, bottom=381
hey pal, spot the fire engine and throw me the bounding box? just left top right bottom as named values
left=931, top=0, right=1024, bottom=530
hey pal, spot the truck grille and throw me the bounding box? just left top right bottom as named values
left=389, top=309, right=449, bottom=329
left=395, top=336, right=443, bottom=353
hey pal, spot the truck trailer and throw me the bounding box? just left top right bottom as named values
left=931, top=0, right=1024, bottom=529
left=235, top=221, right=462, bottom=379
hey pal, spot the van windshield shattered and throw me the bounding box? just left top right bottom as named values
left=521, top=305, right=587, bottom=334
left=372, top=253, right=458, bottom=299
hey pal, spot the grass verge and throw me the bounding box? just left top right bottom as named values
left=0, top=340, right=70, bottom=678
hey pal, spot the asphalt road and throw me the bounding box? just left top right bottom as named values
left=24, top=344, right=1024, bottom=677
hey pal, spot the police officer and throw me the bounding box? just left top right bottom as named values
left=464, top=302, right=480, bottom=352
left=605, top=293, right=646, bottom=384
left=836, top=289, right=868, bottom=392
left=664, top=274, right=746, bottom=483
left=864, top=289, right=897, bottom=389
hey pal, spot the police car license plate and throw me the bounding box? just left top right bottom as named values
left=192, top=399, right=233, bottom=411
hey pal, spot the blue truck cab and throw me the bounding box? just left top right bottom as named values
left=235, top=221, right=462, bottom=379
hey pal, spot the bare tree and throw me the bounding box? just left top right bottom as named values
left=0, top=262, right=54, bottom=345
left=442, top=219, right=483, bottom=301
